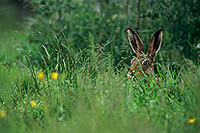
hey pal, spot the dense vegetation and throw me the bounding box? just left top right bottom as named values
left=0, top=0, right=200, bottom=132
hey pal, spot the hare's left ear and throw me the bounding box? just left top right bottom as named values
left=147, top=29, right=163, bottom=57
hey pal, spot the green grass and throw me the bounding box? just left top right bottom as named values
left=0, top=30, right=199, bottom=133
left=0, top=0, right=200, bottom=132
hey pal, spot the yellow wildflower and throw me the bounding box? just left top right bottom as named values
left=51, top=72, right=59, bottom=80
left=173, top=112, right=177, bottom=115
left=38, top=72, right=45, bottom=80
left=30, top=100, right=37, bottom=107
left=188, top=118, right=196, bottom=124
left=0, top=110, right=6, bottom=118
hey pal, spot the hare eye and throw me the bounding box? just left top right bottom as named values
left=142, top=59, right=151, bottom=66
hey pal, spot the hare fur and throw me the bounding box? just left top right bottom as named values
left=127, top=28, right=163, bottom=80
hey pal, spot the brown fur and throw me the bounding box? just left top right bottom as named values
left=127, top=28, right=163, bottom=80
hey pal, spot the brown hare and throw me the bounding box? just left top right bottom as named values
left=126, top=28, right=163, bottom=81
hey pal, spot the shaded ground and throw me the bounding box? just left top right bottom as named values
left=0, top=0, right=31, bottom=33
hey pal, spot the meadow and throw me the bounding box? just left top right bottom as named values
left=0, top=0, right=200, bottom=132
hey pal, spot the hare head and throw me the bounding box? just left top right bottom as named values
left=127, top=28, right=163, bottom=79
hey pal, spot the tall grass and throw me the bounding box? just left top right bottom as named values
left=0, top=0, right=200, bottom=132
left=0, top=31, right=199, bottom=132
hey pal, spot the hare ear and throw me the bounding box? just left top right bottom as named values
left=127, top=28, right=144, bottom=56
left=147, top=29, right=163, bottom=57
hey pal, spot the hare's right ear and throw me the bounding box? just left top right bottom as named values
left=127, top=28, right=144, bottom=56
